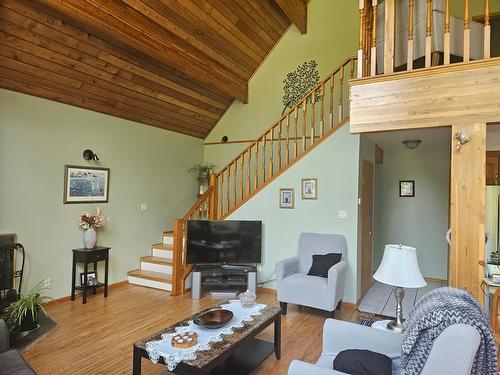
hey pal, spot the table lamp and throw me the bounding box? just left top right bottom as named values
left=373, top=244, right=426, bottom=333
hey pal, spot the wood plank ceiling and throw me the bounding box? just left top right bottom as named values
left=0, top=0, right=307, bottom=138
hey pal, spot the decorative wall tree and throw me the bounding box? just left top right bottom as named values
left=282, top=60, right=321, bottom=115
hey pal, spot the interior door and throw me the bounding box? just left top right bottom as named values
left=360, top=160, right=375, bottom=298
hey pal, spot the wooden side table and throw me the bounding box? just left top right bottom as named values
left=71, top=246, right=110, bottom=304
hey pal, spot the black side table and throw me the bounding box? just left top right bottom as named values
left=71, top=246, right=110, bottom=304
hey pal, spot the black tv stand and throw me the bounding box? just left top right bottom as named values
left=191, top=264, right=257, bottom=300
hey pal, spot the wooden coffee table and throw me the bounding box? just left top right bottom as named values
left=133, top=302, right=281, bottom=374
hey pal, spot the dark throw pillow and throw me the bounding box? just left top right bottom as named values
left=333, top=349, right=392, bottom=375
left=307, top=253, right=341, bottom=277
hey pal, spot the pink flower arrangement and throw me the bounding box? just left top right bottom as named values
left=79, top=207, right=107, bottom=230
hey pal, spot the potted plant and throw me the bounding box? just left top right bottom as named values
left=6, top=279, right=52, bottom=332
left=487, top=251, right=500, bottom=277
left=189, top=163, right=216, bottom=195
left=79, top=207, right=107, bottom=249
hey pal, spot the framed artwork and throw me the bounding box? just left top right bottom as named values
left=80, top=271, right=98, bottom=286
left=64, top=165, right=110, bottom=204
left=279, top=188, right=294, bottom=209
left=399, top=180, right=415, bottom=197
left=301, top=178, right=318, bottom=199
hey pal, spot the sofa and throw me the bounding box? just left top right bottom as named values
left=276, top=233, right=347, bottom=316
left=0, top=319, right=37, bottom=375
left=288, top=319, right=481, bottom=375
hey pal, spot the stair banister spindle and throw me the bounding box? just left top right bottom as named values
left=286, top=113, right=290, bottom=164
left=464, top=0, right=470, bottom=62
left=247, top=149, right=251, bottom=197
left=444, top=0, right=450, bottom=65
left=254, top=141, right=259, bottom=189
left=240, top=155, right=244, bottom=202
left=226, top=167, right=230, bottom=213
left=425, top=0, right=432, bottom=68
left=484, top=0, right=491, bottom=59
left=358, top=0, right=365, bottom=78
left=278, top=121, right=282, bottom=171
left=269, top=129, right=274, bottom=179
left=329, top=76, right=334, bottom=129
left=319, top=83, right=325, bottom=137
left=218, top=171, right=223, bottom=218
left=294, top=107, right=298, bottom=158
left=311, top=92, right=316, bottom=145
left=408, top=0, right=415, bottom=70
left=339, top=67, right=344, bottom=122
left=302, top=99, right=307, bottom=152
left=233, top=160, right=237, bottom=207
left=370, top=0, right=377, bottom=76
left=262, top=135, right=266, bottom=184
left=384, top=0, right=395, bottom=73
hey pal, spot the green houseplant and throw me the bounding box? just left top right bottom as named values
left=487, top=251, right=500, bottom=277
left=189, top=163, right=216, bottom=179
left=6, top=279, right=52, bottom=332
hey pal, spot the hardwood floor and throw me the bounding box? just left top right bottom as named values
left=22, top=283, right=360, bottom=375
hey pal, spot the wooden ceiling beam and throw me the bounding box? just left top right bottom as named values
left=37, top=0, right=249, bottom=102
left=273, top=0, right=307, bottom=34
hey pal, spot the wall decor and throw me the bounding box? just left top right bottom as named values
left=399, top=180, right=415, bottom=197
left=279, top=188, right=295, bottom=209
left=301, top=178, right=318, bottom=199
left=281, top=60, right=321, bottom=115
left=64, top=165, right=110, bottom=204
left=80, top=271, right=98, bottom=286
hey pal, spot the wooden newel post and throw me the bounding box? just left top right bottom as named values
left=209, top=174, right=217, bottom=220
left=172, top=219, right=184, bottom=296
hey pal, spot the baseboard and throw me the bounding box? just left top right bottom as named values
left=46, top=280, right=128, bottom=307
left=424, top=277, right=448, bottom=285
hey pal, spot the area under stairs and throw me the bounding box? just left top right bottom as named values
left=127, top=232, right=174, bottom=291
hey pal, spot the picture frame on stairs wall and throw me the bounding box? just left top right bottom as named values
left=301, top=178, right=318, bottom=200
left=279, top=188, right=294, bottom=209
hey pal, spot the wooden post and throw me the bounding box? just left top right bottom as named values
left=408, top=0, right=415, bottom=70
left=218, top=172, right=223, bottom=218
left=286, top=114, right=290, bottom=164
left=247, top=149, right=251, bottom=196
left=358, top=0, right=365, bottom=78
left=302, top=100, right=307, bottom=152
left=310, top=92, right=315, bottom=145
left=425, top=0, right=432, bottom=68
left=294, top=107, right=298, bottom=158
left=262, top=135, right=266, bottom=184
left=338, top=67, right=344, bottom=122
left=254, top=142, right=259, bottom=189
left=171, top=219, right=184, bottom=296
left=226, top=167, right=230, bottom=211
left=329, top=76, right=334, bottom=129
left=278, top=121, right=282, bottom=171
left=209, top=174, right=217, bottom=220
left=239, top=155, right=244, bottom=202
left=370, top=0, right=377, bottom=76
left=384, top=0, right=395, bottom=74
left=484, top=0, right=490, bottom=59
left=449, top=122, right=486, bottom=305
left=319, top=84, right=325, bottom=137
left=269, top=129, right=274, bottom=179
left=233, top=160, right=237, bottom=206
left=463, top=0, right=470, bottom=62
left=444, top=0, right=451, bottom=65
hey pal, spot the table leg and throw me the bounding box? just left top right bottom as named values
left=104, top=257, right=109, bottom=297
left=133, top=346, right=142, bottom=375
left=83, top=261, right=88, bottom=304
left=93, top=261, right=97, bottom=295
left=71, top=256, right=76, bottom=301
left=274, top=312, right=281, bottom=360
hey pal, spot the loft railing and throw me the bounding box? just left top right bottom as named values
left=357, top=0, right=492, bottom=78
left=170, top=57, right=357, bottom=295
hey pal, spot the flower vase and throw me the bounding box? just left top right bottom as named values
left=83, top=228, right=97, bottom=249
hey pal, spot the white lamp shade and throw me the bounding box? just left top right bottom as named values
left=373, top=244, right=427, bottom=288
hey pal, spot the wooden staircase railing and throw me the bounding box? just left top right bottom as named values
left=170, top=57, right=357, bottom=295
left=357, top=0, right=493, bottom=78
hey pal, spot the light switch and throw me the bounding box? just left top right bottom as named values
left=140, top=203, right=148, bottom=211
left=338, top=210, right=348, bottom=219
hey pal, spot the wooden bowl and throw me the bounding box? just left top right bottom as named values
left=193, top=309, right=234, bottom=329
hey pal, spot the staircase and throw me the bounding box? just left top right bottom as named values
left=127, top=57, right=357, bottom=296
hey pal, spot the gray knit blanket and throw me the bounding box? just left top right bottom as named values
left=401, top=287, right=497, bottom=375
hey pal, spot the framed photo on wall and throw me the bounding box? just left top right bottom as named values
left=399, top=180, right=415, bottom=197
left=301, top=178, right=318, bottom=199
left=64, top=165, right=110, bottom=204
left=279, top=188, right=294, bottom=209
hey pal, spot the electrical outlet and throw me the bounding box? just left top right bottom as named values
left=140, top=203, right=148, bottom=211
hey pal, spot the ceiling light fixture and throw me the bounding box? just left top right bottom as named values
left=402, top=139, right=422, bottom=150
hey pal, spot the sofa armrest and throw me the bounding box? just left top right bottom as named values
left=276, top=256, right=299, bottom=282
left=0, top=319, right=9, bottom=353
left=322, top=319, right=402, bottom=358
left=288, top=360, right=348, bottom=375
left=327, top=260, right=348, bottom=304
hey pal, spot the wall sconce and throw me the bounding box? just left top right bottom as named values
left=455, top=132, right=470, bottom=150
left=83, top=149, right=99, bottom=161
left=221, top=136, right=228, bottom=143
left=402, top=139, right=422, bottom=150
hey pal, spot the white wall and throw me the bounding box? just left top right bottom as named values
left=226, top=125, right=361, bottom=303
left=373, top=144, right=450, bottom=280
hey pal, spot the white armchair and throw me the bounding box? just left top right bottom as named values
left=276, top=233, right=347, bottom=316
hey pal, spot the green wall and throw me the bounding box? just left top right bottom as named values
left=226, top=125, right=361, bottom=304
left=373, top=143, right=450, bottom=280
left=0, top=90, right=203, bottom=299
left=204, top=0, right=358, bottom=170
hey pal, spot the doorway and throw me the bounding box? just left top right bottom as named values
left=360, top=159, right=375, bottom=298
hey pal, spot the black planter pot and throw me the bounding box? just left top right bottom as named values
left=18, top=310, right=39, bottom=332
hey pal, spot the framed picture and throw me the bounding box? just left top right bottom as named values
left=301, top=178, right=318, bottom=199
left=80, top=271, right=98, bottom=286
left=399, top=180, right=415, bottom=197
left=279, top=188, right=294, bottom=209
left=64, top=165, right=110, bottom=204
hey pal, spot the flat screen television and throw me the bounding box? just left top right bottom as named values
left=186, top=220, right=262, bottom=265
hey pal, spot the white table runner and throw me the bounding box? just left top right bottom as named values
left=146, top=300, right=267, bottom=371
